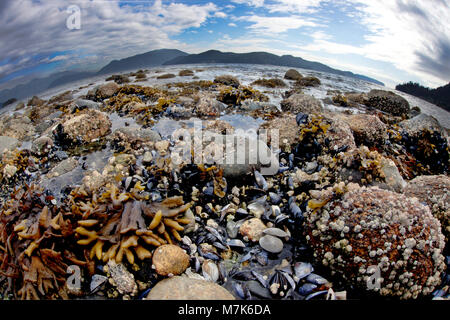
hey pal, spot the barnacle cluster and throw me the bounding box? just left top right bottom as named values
left=305, top=185, right=446, bottom=299
left=0, top=149, right=31, bottom=186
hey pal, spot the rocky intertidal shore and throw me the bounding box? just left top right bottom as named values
left=0, top=66, right=449, bottom=300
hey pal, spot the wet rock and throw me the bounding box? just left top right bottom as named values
left=404, top=175, right=450, bottom=240
left=260, top=113, right=299, bottom=152
left=27, top=96, right=45, bottom=107
left=0, top=136, right=20, bottom=152
left=252, top=78, right=287, bottom=88
left=152, top=244, right=190, bottom=276
left=399, top=113, right=446, bottom=137
left=0, top=113, right=35, bottom=140
left=323, top=114, right=357, bottom=151
left=263, top=227, right=290, bottom=238
left=240, top=100, right=279, bottom=113
left=305, top=185, right=446, bottom=299
left=239, top=218, right=267, bottom=242
left=46, top=157, right=78, bottom=178
left=205, top=120, right=235, bottom=135
left=304, top=161, right=318, bottom=174
left=111, top=127, right=161, bottom=152
left=106, top=74, right=130, bottom=84
left=74, top=99, right=102, bottom=110
left=88, top=82, right=119, bottom=100
left=106, top=260, right=138, bottom=297
left=155, top=140, right=170, bottom=155
left=179, top=69, right=194, bottom=77
left=217, top=135, right=279, bottom=178
left=330, top=113, right=387, bottom=146
left=14, top=102, right=25, bottom=111
left=281, top=94, right=323, bottom=114
left=3, top=164, right=17, bottom=178
left=214, top=75, right=240, bottom=88
left=61, top=109, right=111, bottom=143
left=142, top=151, right=153, bottom=164
left=378, top=157, right=406, bottom=192
left=48, top=91, right=74, bottom=103
left=35, top=120, right=56, bottom=135
left=295, top=76, right=321, bottom=87
left=366, top=90, right=410, bottom=116
left=82, top=170, right=107, bottom=192
left=31, top=136, right=54, bottom=156
left=195, top=93, right=226, bottom=116
left=347, top=114, right=387, bottom=146
left=284, top=69, right=303, bottom=81
left=259, top=234, right=284, bottom=253
left=157, top=73, right=176, bottom=79
left=145, top=276, right=235, bottom=300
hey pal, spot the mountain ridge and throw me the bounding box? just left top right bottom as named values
left=1, top=48, right=384, bottom=107
left=163, top=50, right=384, bottom=86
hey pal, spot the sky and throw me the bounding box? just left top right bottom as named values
left=0, top=0, right=449, bottom=90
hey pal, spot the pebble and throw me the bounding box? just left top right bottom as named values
left=152, top=244, right=190, bottom=276
left=263, top=227, right=290, bottom=238
left=239, top=218, right=267, bottom=242
left=259, top=234, right=284, bottom=253
left=106, top=260, right=138, bottom=296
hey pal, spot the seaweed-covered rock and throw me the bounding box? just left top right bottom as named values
left=305, top=186, right=446, bottom=299
left=281, top=94, right=323, bottom=114
left=295, top=76, right=321, bottom=87
left=252, top=78, right=287, bottom=88
left=404, top=175, right=450, bottom=240
left=366, top=90, right=410, bottom=116
left=157, top=73, right=176, bottom=80
left=195, top=93, right=226, bottom=116
left=111, top=127, right=161, bottom=152
left=214, top=75, right=240, bottom=88
left=179, top=69, right=194, bottom=77
left=284, top=69, right=303, bottom=80
left=27, top=96, right=45, bottom=107
left=61, top=109, right=111, bottom=143
left=145, top=276, right=235, bottom=300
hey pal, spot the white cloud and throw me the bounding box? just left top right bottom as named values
left=267, top=0, right=325, bottom=13
left=239, top=15, right=318, bottom=33
left=228, top=23, right=237, bottom=27
left=214, top=11, right=227, bottom=18
left=0, top=0, right=219, bottom=81
left=231, top=0, right=265, bottom=7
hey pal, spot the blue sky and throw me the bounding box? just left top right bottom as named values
left=0, top=0, right=449, bottom=89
